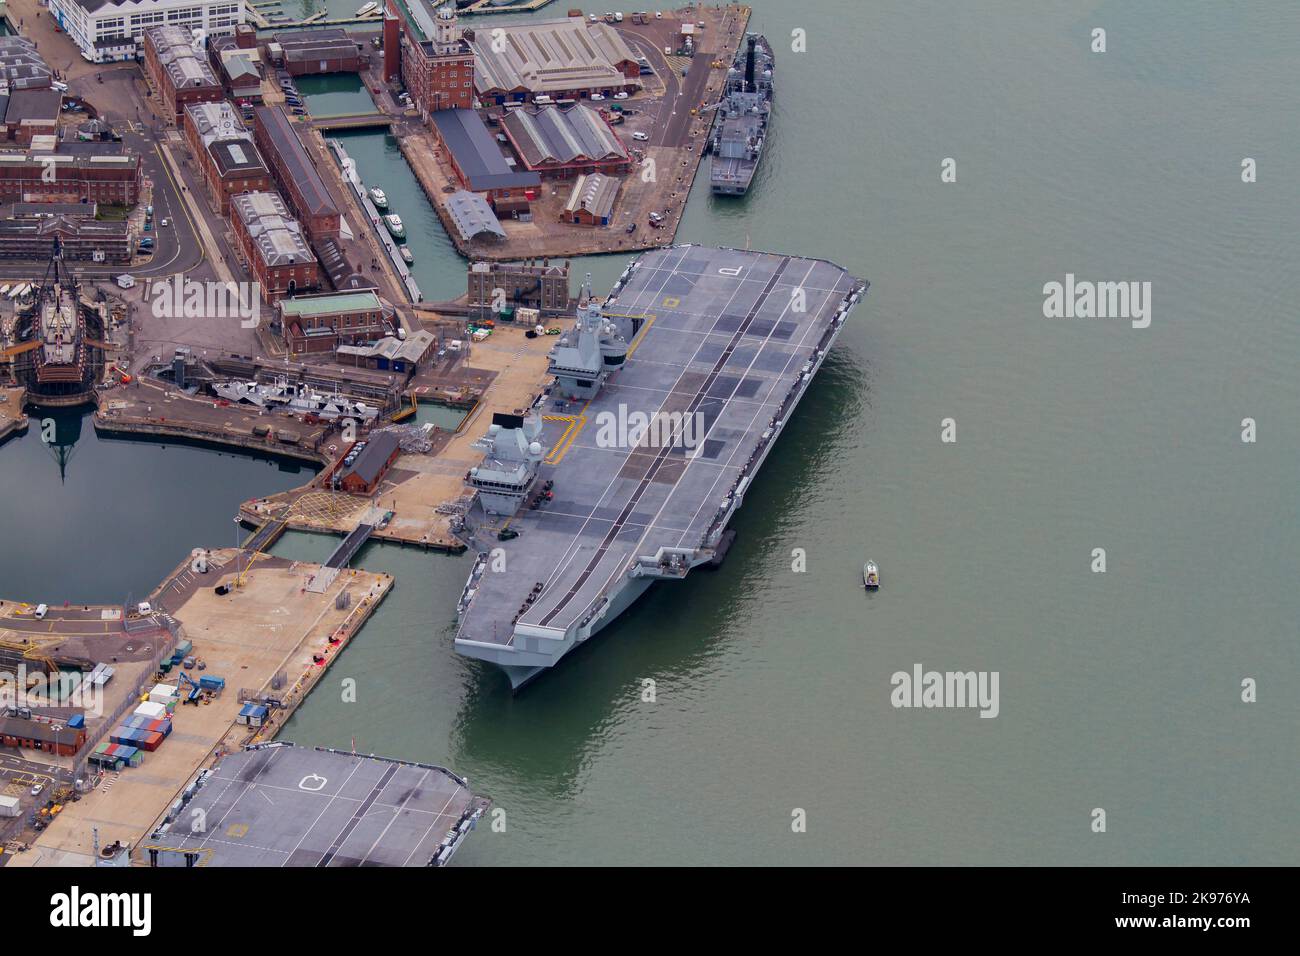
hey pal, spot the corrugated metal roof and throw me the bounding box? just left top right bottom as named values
left=562, top=173, right=619, bottom=219
left=502, top=104, right=628, bottom=169
left=470, top=17, right=639, bottom=96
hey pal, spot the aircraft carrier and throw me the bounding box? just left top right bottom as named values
left=454, top=245, right=867, bottom=688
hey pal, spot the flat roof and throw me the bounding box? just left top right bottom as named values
left=210, top=138, right=267, bottom=177
left=280, top=291, right=383, bottom=317
left=148, top=743, right=489, bottom=867
left=5, top=88, right=61, bottom=125
left=431, top=109, right=540, bottom=192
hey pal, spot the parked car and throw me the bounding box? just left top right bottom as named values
left=591, top=93, right=605, bottom=101
left=30, top=784, right=43, bottom=797
left=614, top=92, right=629, bottom=99
left=625, top=223, right=637, bottom=233
left=160, top=218, right=171, bottom=227
left=631, top=131, right=649, bottom=141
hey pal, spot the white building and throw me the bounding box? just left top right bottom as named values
left=49, top=0, right=245, bottom=64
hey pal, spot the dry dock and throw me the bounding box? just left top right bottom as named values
left=4, top=550, right=393, bottom=867
left=93, top=378, right=332, bottom=465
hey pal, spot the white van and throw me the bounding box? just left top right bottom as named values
left=34, top=604, right=48, bottom=620
left=116, top=274, right=135, bottom=289
left=534, top=95, right=553, bottom=106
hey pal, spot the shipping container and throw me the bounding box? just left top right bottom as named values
left=68, top=713, right=86, bottom=729
left=199, top=675, right=226, bottom=691
left=139, top=731, right=165, bottom=752
left=135, top=701, right=168, bottom=720
left=174, top=640, right=193, bottom=657
left=0, top=795, right=21, bottom=818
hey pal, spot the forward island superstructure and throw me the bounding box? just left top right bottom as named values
left=455, top=245, right=867, bottom=688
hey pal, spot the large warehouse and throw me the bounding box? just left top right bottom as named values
left=500, top=103, right=631, bottom=179
left=470, top=16, right=640, bottom=103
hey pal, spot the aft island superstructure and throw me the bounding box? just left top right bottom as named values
left=455, top=245, right=866, bottom=688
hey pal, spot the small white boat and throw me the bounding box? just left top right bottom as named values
left=400, top=246, right=414, bottom=265
left=356, top=2, right=378, bottom=16
left=863, top=561, right=879, bottom=589
left=369, top=187, right=388, bottom=210
left=384, top=213, right=405, bottom=239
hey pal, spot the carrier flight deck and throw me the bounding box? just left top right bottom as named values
left=454, top=245, right=867, bottom=688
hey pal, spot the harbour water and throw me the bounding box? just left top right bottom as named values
left=2, top=1, right=1297, bottom=865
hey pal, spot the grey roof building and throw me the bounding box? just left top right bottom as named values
left=232, top=192, right=315, bottom=267
left=209, top=138, right=266, bottom=177
left=0, top=36, right=54, bottom=90
left=470, top=17, right=639, bottom=97
left=254, top=104, right=340, bottom=222
left=446, top=190, right=507, bottom=241
left=4, top=89, right=61, bottom=126
left=147, top=25, right=221, bottom=91
left=339, top=431, right=401, bottom=489
left=562, top=173, right=619, bottom=224
left=501, top=103, right=629, bottom=172
left=430, top=109, right=541, bottom=193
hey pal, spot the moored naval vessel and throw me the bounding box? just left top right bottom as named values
left=707, top=34, right=774, bottom=196
left=454, top=245, right=867, bottom=688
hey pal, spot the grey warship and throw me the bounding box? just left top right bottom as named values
left=454, top=245, right=867, bottom=689
left=707, top=33, right=774, bottom=196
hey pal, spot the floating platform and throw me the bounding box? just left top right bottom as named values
left=455, top=244, right=867, bottom=687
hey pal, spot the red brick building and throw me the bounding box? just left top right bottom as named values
left=430, top=108, right=539, bottom=213
left=389, top=0, right=475, bottom=119
left=0, top=147, right=141, bottom=205
left=253, top=105, right=341, bottom=242
left=230, top=192, right=321, bottom=304
left=334, top=432, right=401, bottom=495
left=2, top=89, right=61, bottom=146
left=184, top=103, right=272, bottom=214
left=277, top=290, right=393, bottom=355
left=0, top=715, right=86, bottom=757
left=143, top=26, right=224, bottom=123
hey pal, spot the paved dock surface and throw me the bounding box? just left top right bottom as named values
left=6, top=554, right=392, bottom=867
